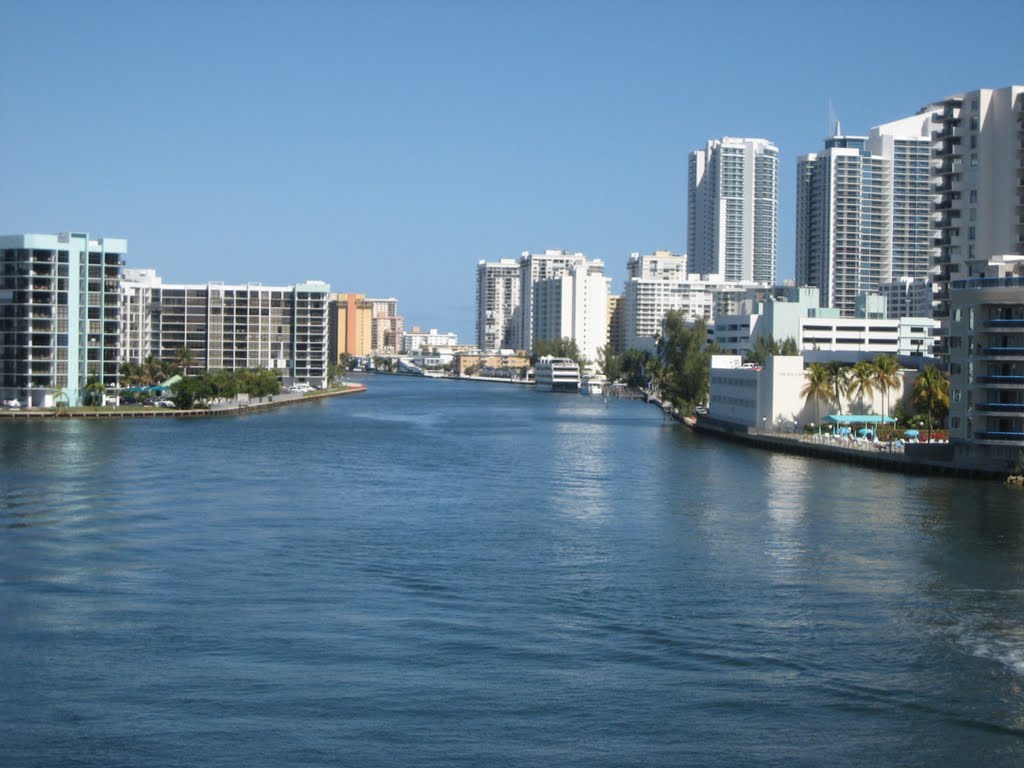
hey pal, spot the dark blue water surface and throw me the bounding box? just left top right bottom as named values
left=2, top=376, right=1024, bottom=767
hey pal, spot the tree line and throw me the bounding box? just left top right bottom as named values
left=594, top=313, right=951, bottom=433
left=802, top=358, right=949, bottom=438
left=170, top=368, right=282, bottom=409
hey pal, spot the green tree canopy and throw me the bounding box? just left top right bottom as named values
left=871, top=355, right=901, bottom=421
left=596, top=344, right=623, bottom=382
left=825, top=361, right=850, bottom=414
left=911, top=365, right=950, bottom=441
left=531, top=337, right=586, bottom=367
left=743, top=335, right=799, bottom=365
left=619, top=348, right=657, bottom=389
left=801, top=362, right=831, bottom=426
left=656, top=311, right=712, bottom=413
left=848, top=361, right=877, bottom=411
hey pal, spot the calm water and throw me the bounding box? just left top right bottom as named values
left=2, top=376, right=1024, bottom=767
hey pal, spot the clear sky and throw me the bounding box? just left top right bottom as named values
left=2, top=0, right=1021, bottom=342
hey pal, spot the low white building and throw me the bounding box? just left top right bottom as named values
left=708, top=353, right=918, bottom=432
left=403, top=327, right=459, bottom=354
left=710, top=286, right=937, bottom=361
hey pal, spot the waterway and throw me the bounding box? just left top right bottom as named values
left=2, top=375, right=1023, bottom=766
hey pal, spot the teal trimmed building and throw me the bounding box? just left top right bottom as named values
left=0, top=233, right=126, bottom=406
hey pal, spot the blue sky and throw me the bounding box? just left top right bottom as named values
left=2, top=0, right=1021, bottom=341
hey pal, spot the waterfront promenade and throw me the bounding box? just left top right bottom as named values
left=689, top=414, right=1001, bottom=480
left=0, top=383, right=366, bottom=420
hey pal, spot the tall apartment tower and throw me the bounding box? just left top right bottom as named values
left=688, top=137, right=779, bottom=284
left=475, top=258, right=521, bottom=352
left=330, top=293, right=374, bottom=359
left=532, top=262, right=611, bottom=366
left=795, top=114, right=935, bottom=316
left=515, top=250, right=594, bottom=351
left=925, top=86, right=1024, bottom=321
left=1, top=232, right=125, bottom=406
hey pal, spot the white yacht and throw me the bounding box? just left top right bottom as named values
left=533, top=356, right=580, bottom=393
left=580, top=374, right=607, bottom=396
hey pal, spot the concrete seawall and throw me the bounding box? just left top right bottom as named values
left=690, top=416, right=1004, bottom=481
left=0, top=384, right=367, bottom=420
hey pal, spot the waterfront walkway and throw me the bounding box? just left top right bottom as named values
left=0, top=383, right=366, bottom=420
left=689, top=415, right=999, bottom=480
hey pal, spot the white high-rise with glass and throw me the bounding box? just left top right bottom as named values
left=688, top=137, right=778, bottom=284
left=795, top=113, right=935, bottom=316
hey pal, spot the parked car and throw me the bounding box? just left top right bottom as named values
left=2, top=398, right=22, bottom=409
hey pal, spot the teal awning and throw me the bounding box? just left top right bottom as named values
left=827, top=414, right=896, bottom=424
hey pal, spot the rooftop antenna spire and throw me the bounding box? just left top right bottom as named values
left=827, top=99, right=841, bottom=137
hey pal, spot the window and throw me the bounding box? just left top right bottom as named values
left=969, top=190, right=978, bottom=204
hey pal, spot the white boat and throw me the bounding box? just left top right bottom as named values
left=534, top=356, right=580, bottom=393
left=580, top=374, right=607, bottom=396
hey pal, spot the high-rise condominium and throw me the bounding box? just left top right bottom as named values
left=0, top=232, right=125, bottom=406
left=475, top=259, right=521, bottom=352
left=688, top=137, right=778, bottom=284
left=515, top=250, right=596, bottom=351
left=795, top=114, right=935, bottom=316
left=925, top=85, right=1024, bottom=320
left=532, top=262, right=610, bottom=366
left=121, top=269, right=332, bottom=388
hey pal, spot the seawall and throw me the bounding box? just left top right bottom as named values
left=0, top=384, right=366, bottom=420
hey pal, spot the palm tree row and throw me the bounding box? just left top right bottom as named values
left=910, top=365, right=950, bottom=442
left=801, top=355, right=902, bottom=424
left=120, top=347, right=194, bottom=387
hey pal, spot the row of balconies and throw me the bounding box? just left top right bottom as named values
left=977, top=375, right=1024, bottom=386
left=975, top=403, right=1024, bottom=415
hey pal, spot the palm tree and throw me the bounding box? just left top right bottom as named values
left=825, top=361, right=850, bottom=414
left=52, top=385, right=68, bottom=409
left=871, top=355, right=901, bottom=423
left=801, top=362, right=831, bottom=429
left=849, top=361, right=876, bottom=412
left=912, top=365, right=950, bottom=442
left=82, top=376, right=106, bottom=407
left=176, top=345, right=194, bottom=376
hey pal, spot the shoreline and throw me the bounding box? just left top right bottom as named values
left=684, top=412, right=1005, bottom=481
left=0, top=383, right=367, bottom=420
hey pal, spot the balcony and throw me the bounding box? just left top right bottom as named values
left=984, top=318, right=1024, bottom=328
left=981, top=347, right=1024, bottom=358
left=978, top=375, right=1024, bottom=386
left=976, top=403, right=1024, bottom=414
left=975, top=431, right=1024, bottom=443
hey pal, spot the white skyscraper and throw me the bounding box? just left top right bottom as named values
left=925, top=85, right=1024, bottom=321
left=532, top=262, right=611, bottom=366
left=688, top=137, right=779, bottom=284
left=475, top=258, right=521, bottom=351
left=795, top=113, right=935, bottom=316
left=515, top=250, right=594, bottom=351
